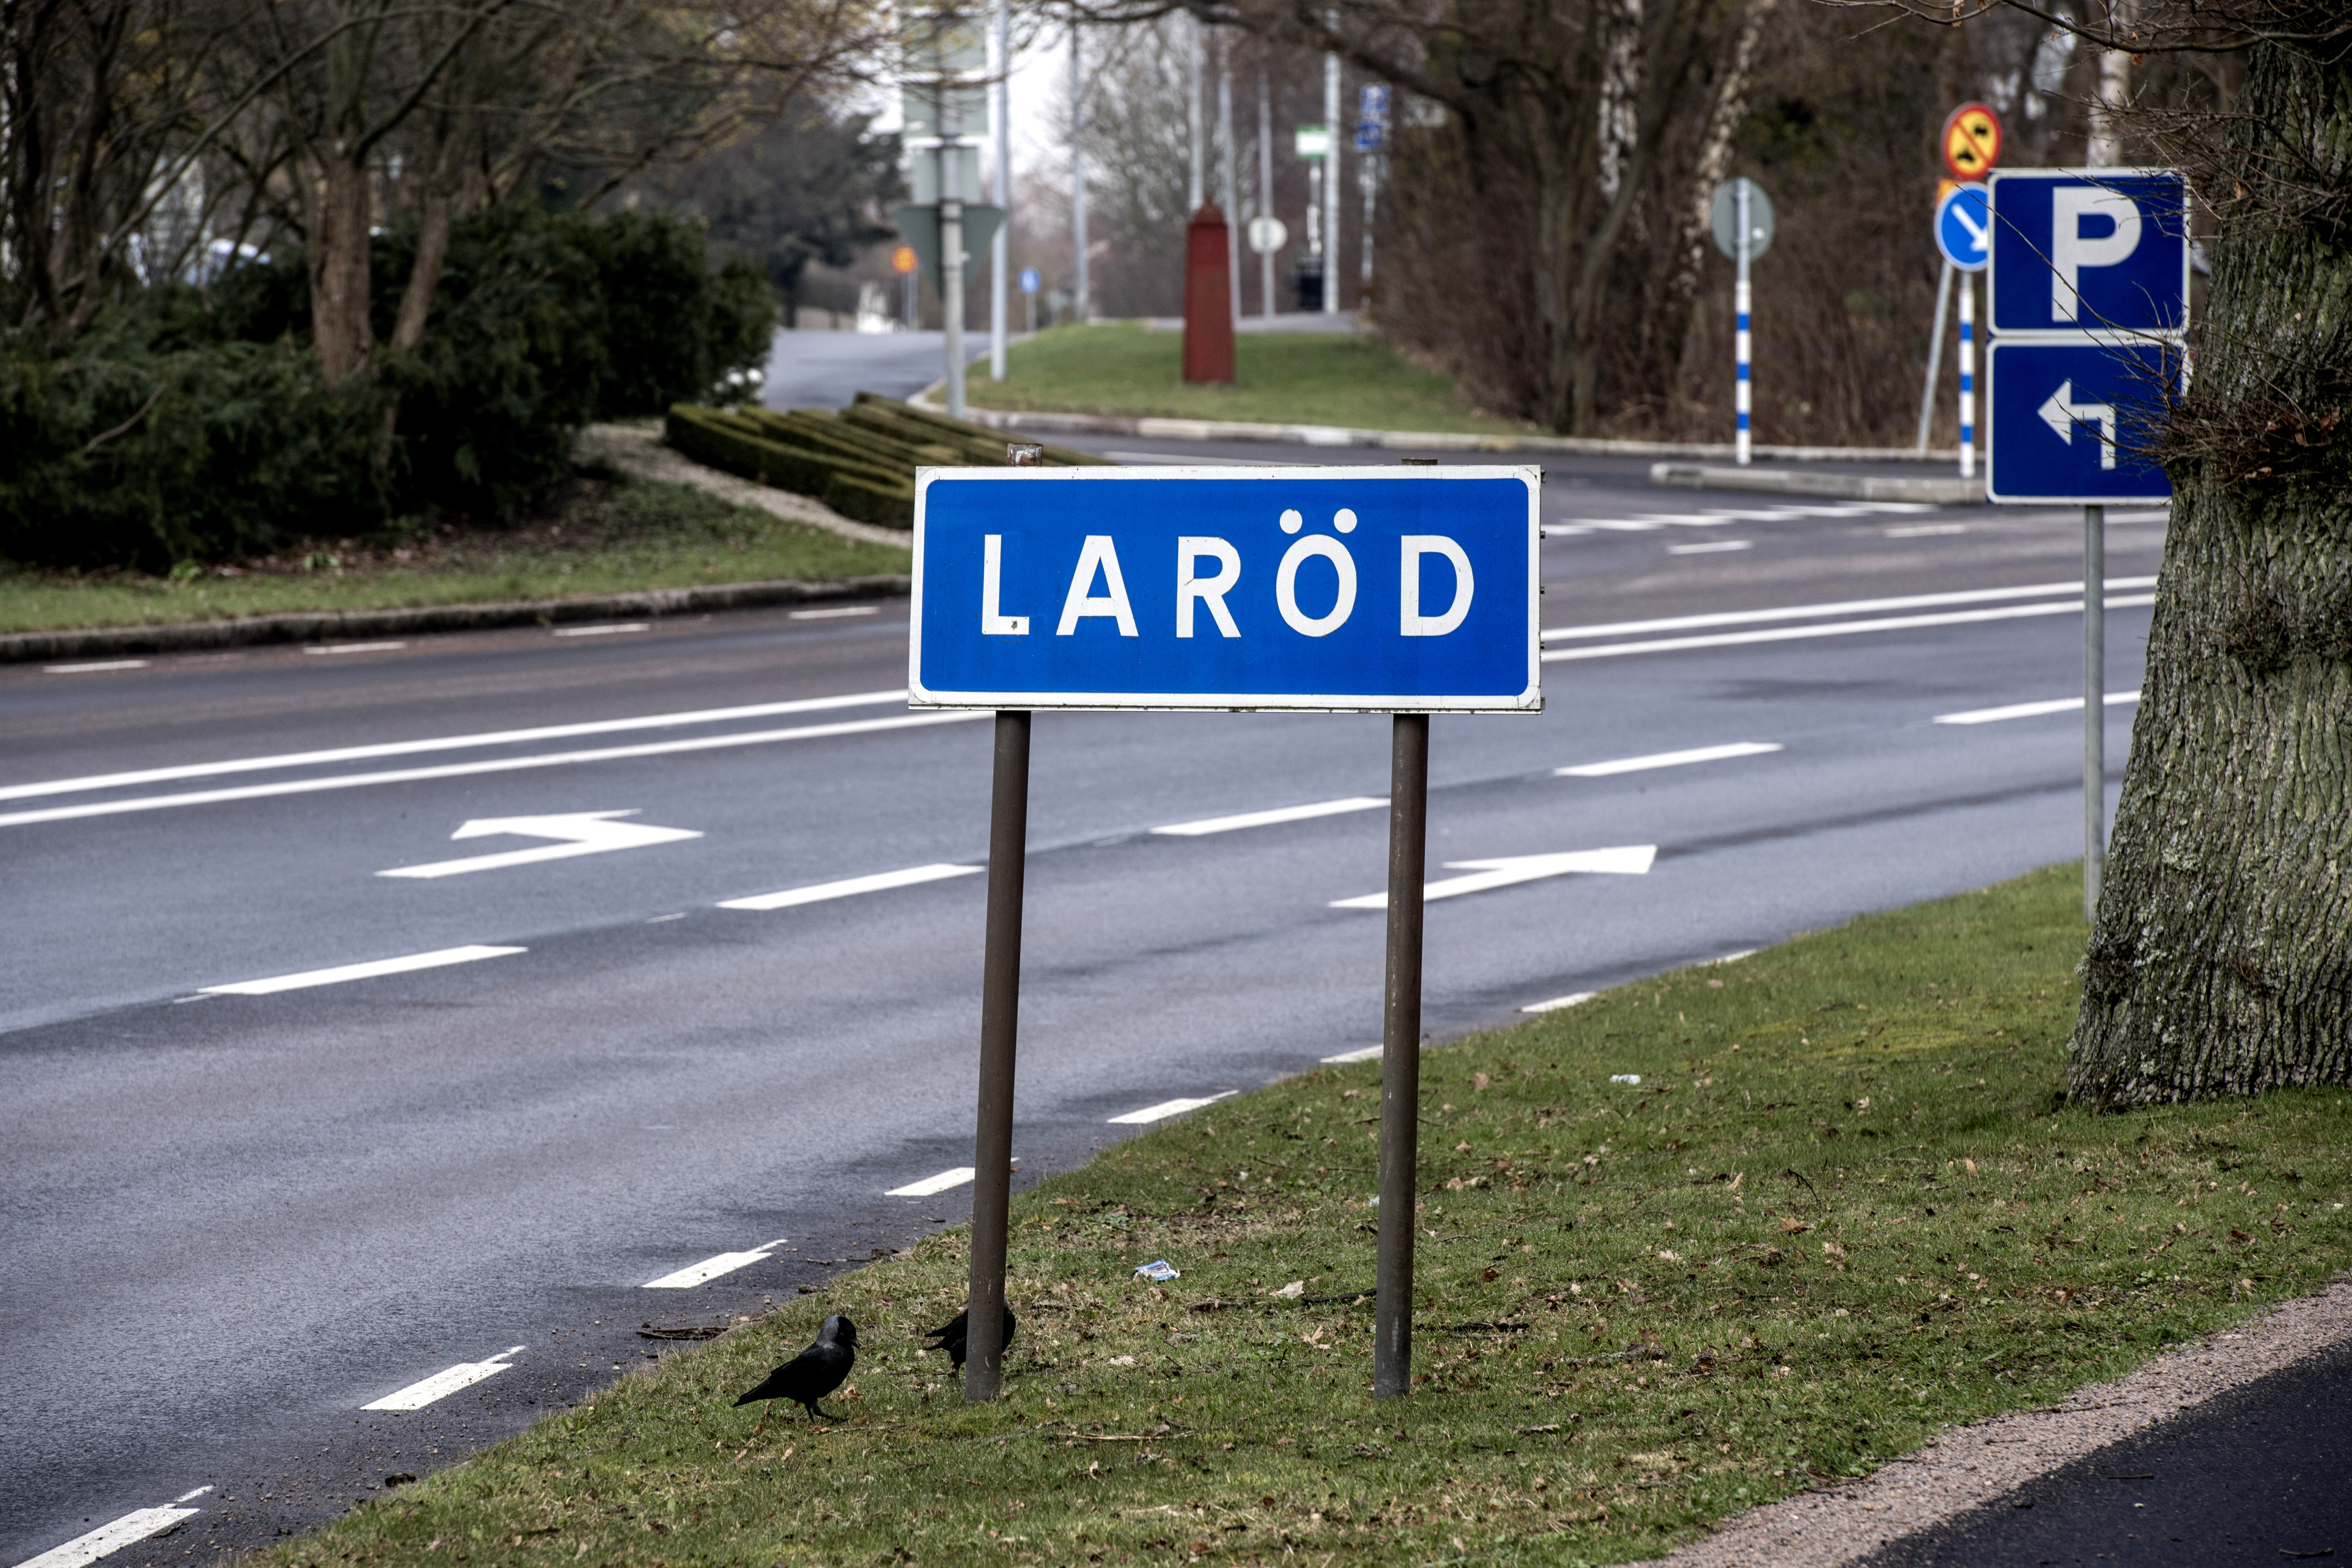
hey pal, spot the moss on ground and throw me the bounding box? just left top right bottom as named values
left=974, top=322, right=1537, bottom=436
left=272, top=863, right=2352, bottom=1567
left=0, top=475, right=907, bottom=635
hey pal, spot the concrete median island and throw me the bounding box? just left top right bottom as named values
left=256, top=862, right=2352, bottom=1567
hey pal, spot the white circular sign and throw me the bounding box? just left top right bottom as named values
left=1709, top=177, right=1774, bottom=261
left=1247, top=215, right=1289, bottom=256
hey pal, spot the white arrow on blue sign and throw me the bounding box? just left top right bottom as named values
left=1988, top=169, right=2190, bottom=337
left=1935, top=184, right=1990, bottom=272
left=1985, top=338, right=2182, bottom=504
left=908, top=467, right=1541, bottom=711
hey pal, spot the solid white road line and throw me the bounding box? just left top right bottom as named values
left=13, top=1502, right=208, bottom=1568
left=1320, top=1045, right=1384, bottom=1064
left=1555, top=741, right=1781, bottom=777
left=42, top=660, right=148, bottom=674
left=0, top=688, right=913, bottom=804
left=887, top=1167, right=977, bottom=1198
left=1717, top=949, right=1758, bottom=963
left=1152, top=795, right=1388, bottom=837
left=553, top=623, right=648, bottom=637
left=719, top=862, right=981, bottom=912
left=1668, top=540, right=1752, bottom=555
left=1541, top=577, right=2159, bottom=644
left=200, top=945, right=526, bottom=996
left=1333, top=844, right=1657, bottom=910
left=1542, top=595, right=2157, bottom=664
left=1935, top=691, right=2142, bottom=725
left=1520, top=992, right=1595, bottom=1014
left=643, top=1239, right=789, bottom=1289
left=0, top=710, right=986, bottom=829
left=361, top=1347, right=526, bottom=1411
left=789, top=605, right=880, bottom=620
left=306, top=642, right=407, bottom=655
left=1108, top=1092, right=1239, bottom=1125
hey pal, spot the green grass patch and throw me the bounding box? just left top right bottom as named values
left=972, top=322, right=1539, bottom=436
left=0, top=474, right=909, bottom=636
left=278, top=864, right=2351, bottom=1567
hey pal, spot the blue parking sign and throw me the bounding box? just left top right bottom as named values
left=1988, top=169, right=2189, bottom=336
left=909, top=467, right=1541, bottom=711
left=1986, top=339, right=2181, bottom=504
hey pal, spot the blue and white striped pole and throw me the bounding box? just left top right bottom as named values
left=1957, top=270, right=1975, bottom=479
left=1734, top=180, right=1752, bottom=466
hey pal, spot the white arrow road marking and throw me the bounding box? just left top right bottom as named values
left=200, top=945, right=526, bottom=996
left=1108, top=1092, right=1239, bottom=1125
left=1331, top=844, right=1656, bottom=909
left=643, top=1239, right=789, bottom=1289
left=1555, top=742, right=1781, bottom=777
left=719, top=862, right=982, bottom=911
left=362, top=1347, right=526, bottom=1411
left=887, top=1167, right=977, bottom=1198
left=378, top=811, right=702, bottom=878
left=1936, top=691, right=2142, bottom=725
left=1152, top=795, right=1388, bottom=836
left=13, top=1498, right=210, bottom=1568
left=2038, top=380, right=2121, bottom=470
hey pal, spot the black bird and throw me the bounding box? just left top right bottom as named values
left=924, top=1303, right=1016, bottom=1371
left=734, top=1315, right=857, bottom=1430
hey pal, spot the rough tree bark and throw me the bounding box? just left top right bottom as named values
left=2070, top=38, right=2352, bottom=1102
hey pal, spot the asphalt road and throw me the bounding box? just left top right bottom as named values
left=2, top=436, right=2176, bottom=1567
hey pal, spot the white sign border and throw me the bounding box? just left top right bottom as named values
left=906, top=464, right=1545, bottom=713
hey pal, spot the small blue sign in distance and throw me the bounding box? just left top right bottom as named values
left=1935, top=184, right=1990, bottom=272
left=1986, top=338, right=2181, bottom=505
left=1988, top=168, right=2189, bottom=337
left=1018, top=267, right=1040, bottom=294
left=909, top=467, right=1541, bottom=711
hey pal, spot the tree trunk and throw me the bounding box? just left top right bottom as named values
left=305, top=7, right=383, bottom=386
left=2068, top=39, right=2352, bottom=1103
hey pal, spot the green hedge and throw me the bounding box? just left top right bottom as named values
left=1, top=205, right=776, bottom=572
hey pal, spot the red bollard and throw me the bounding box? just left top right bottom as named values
left=1182, top=202, right=1235, bottom=384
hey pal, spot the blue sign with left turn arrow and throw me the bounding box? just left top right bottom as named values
left=909, top=466, right=1542, bottom=711
left=1985, top=339, right=2181, bottom=504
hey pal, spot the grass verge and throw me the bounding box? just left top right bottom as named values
left=278, top=864, right=2351, bottom=1567
left=974, top=322, right=1538, bottom=436
left=0, top=474, right=909, bottom=636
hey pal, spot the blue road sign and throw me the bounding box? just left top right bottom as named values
left=1935, top=184, right=1990, bottom=272
left=1018, top=266, right=1040, bottom=294
left=1355, top=121, right=1384, bottom=153
left=909, top=467, right=1541, bottom=711
left=1988, top=168, right=2189, bottom=337
left=1986, top=339, right=2181, bottom=504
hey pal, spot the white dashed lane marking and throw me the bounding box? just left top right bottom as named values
left=1935, top=691, right=2140, bottom=725
left=13, top=1491, right=212, bottom=1568
left=1152, top=796, right=1387, bottom=836
left=643, top=1239, right=789, bottom=1289
left=41, top=661, right=148, bottom=674
left=198, top=945, right=526, bottom=996
left=1555, top=742, right=1781, bottom=777
left=305, top=642, right=406, bottom=655
left=1520, top=992, right=1595, bottom=1014
left=1540, top=578, right=2156, bottom=645
left=552, top=623, right=648, bottom=637
left=1320, top=1045, right=1384, bottom=1064
left=887, top=1167, right=978, bottom=1198
left=719, top=863, right=981, bottom=911
left=1108, top=1092, right=1239, bottom=1125
left=362, top=1347, right=526, bottom=1411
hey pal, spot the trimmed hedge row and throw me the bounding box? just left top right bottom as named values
left=663, top=394, right=1107, bottom=530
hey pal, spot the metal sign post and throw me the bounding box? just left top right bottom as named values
left=1984, top=166, right=2188, bottom=920
left=909, top=462, right=1541, bottom=1403
left=1934, top=183, right=1990, bottom=482
left=1709, top=178, right=1773, bottom=467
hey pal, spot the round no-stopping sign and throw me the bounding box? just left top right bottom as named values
left=1942, top=102, right=2003, bottom=181
left=890, top=245, right=918, bottom=275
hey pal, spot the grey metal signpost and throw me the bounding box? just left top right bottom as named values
left=908, top=459, right=1541, bottom=1405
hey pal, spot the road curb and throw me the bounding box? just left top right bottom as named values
left=0, top=575, right=912, bottom=665
left=1650, top=462, right=1987, bottom=504
left=911, top=393, right=1966, bottom=465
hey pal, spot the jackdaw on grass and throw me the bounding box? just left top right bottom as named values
left=925, top=1303, right=1015, bottom=1371
left=735, top=1315, right=856, bottom=1429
